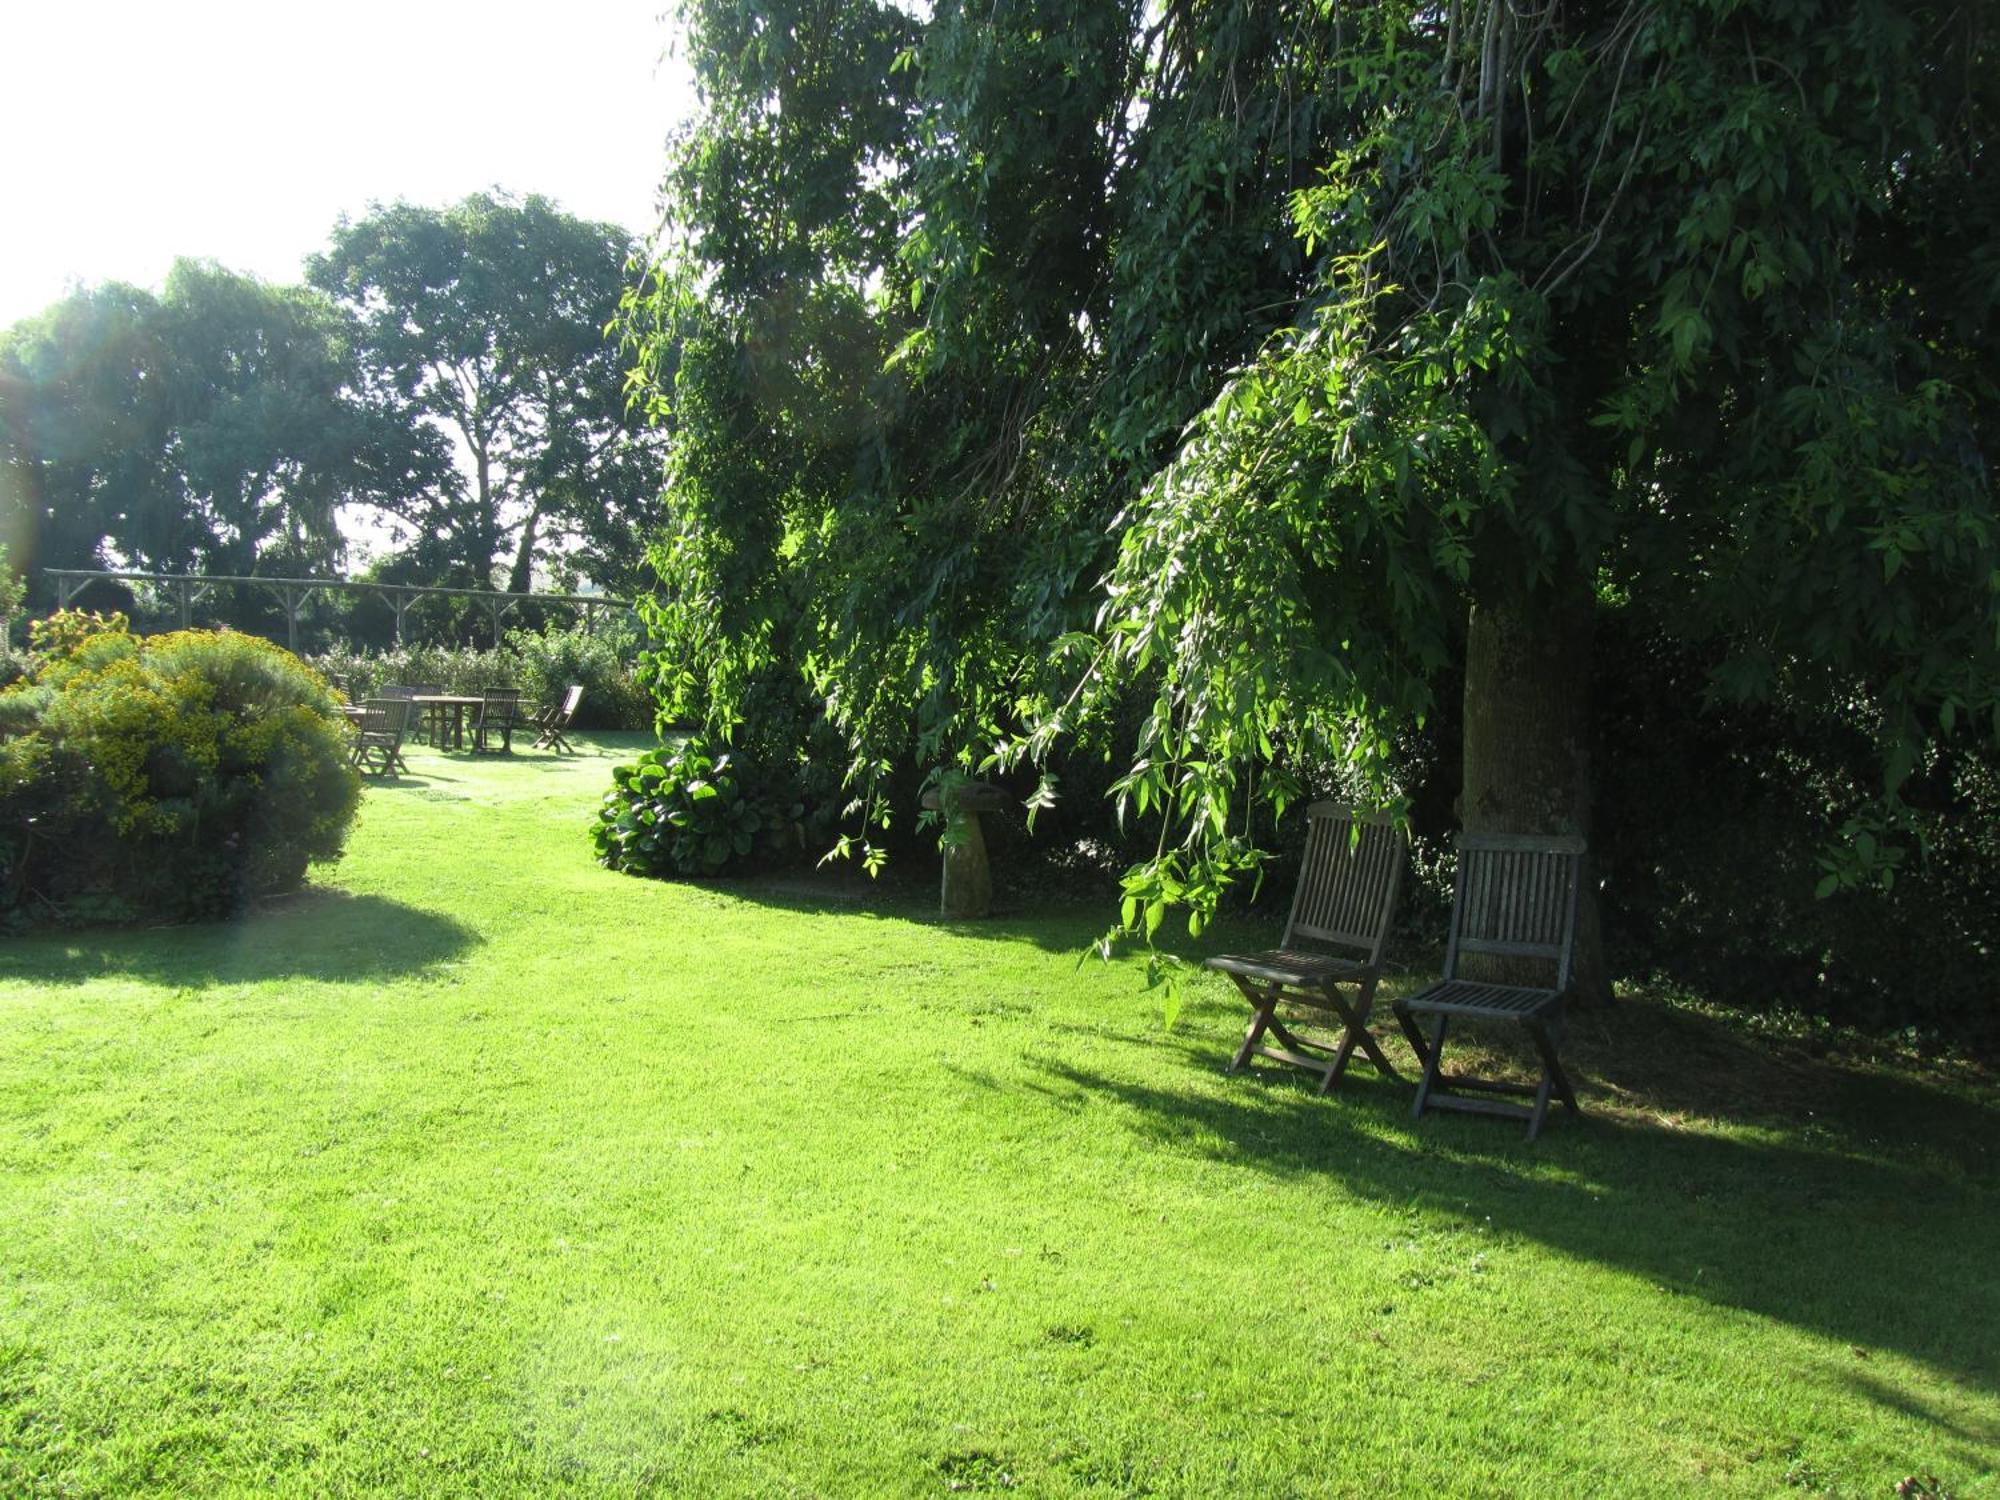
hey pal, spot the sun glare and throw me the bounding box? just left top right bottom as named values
left=0, top=0, right=690, bottom=324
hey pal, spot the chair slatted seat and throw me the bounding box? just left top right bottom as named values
left=1394, top=833, right=1586, bottom=1141
left=1205, top=804, right=1406, bottom=1094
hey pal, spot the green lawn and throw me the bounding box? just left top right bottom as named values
left=1, top=736, right=1994, bottom=1497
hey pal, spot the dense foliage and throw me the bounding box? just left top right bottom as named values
left=592, top=737, right=807, bottom=877
left=630, top=0, right=1998, bottom=1042
left=308, top=617, right=654, bottom=731
left=0, top=614, right=360, bottom=922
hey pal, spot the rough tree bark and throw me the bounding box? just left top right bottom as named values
left=1458, top=562, right=1611, bottom=1005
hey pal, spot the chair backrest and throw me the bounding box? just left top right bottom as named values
left=558, top=684, right=583, bottom=721
left=407, top=682, right=443, bottom=696
left=380, top=683, right=419, bottom=701
left=1442, top=833, right=1587, bottom=991
left=1279, top=802, right=1406, bottom=963
left=359, top=697, right=411, bottom=739
left=481, top=687, right=522, bottom=721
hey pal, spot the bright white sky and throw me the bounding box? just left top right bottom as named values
left=0, top=0, right=693, bottom=327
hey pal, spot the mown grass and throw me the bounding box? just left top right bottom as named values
left=1, top=735, right=1994, bottom=1497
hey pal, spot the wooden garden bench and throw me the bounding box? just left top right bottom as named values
left=1205, top=803, right=1406, bottom=1093
left=350, top=697, right=412, bottom=777
left=1394, top=833, right=1586, bottom=1141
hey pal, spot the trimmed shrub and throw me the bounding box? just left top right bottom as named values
left=592, top=737, right=805, bottom=877
left=0, top=620, right=360, bottom=923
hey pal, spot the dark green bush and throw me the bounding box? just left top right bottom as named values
left=1588, top=616, right=2000, bottom=1053
left=592, top=738, right=805, bottom=877
left=0, top=620, right=360, bottom=923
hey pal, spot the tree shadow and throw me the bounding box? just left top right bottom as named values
left=0, top=889, right=481, bottom=988
left=699, top=871, right=1116, bottom=956
left=1022, top=1038, right=2000, bottom=1401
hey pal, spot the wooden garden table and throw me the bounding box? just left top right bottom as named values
left=410, top=694, right=484, bottom=750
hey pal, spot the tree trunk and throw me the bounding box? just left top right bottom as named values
left=1459, top=565, right=1610, bottom=1005
left=507, top=499, right=545, bottom=595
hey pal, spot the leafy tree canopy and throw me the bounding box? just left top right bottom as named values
left=632, top=0, right=1997, bottom=935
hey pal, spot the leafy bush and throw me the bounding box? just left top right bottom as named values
left=0, top=622, right=360, bottom=923
left=1588, top=614, right=2000, bottom=1053
left=309, top=617, right=653, bottom=731
left=592, top=738, right=805, bottom=877
left=502, top=618, right=654, bottom=730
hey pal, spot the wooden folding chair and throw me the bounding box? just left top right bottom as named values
left=1394, top=833, right=1586, bottom=1141
left=531, top=684, right=583, bottom=752
left=1205, top=803, right=1406, bottom=1094
left=472, top=687, right=526, bottom=752
left=350, top=697, right=412, bottom=777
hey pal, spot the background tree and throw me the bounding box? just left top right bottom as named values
left=310, top=192, right=665, bottom=594
left=153, top=259, right=452, bottom=579
left=0, top=283, right=175, bottom=591
left=0, top=265, right=449, bottom=611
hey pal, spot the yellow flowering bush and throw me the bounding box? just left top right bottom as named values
left=0, top=625, right=360, bottom=922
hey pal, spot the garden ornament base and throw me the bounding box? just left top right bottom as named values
left=920, top=780, right=1008, bottom=918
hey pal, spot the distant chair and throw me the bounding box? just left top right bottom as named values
left=350, top=698, right=413, bottom=778
left=531, top=684, right=584, bottom=753
left=400, top=682, right=445, bottom=745
left=472, top=687, right=526, bottom=753
left=1204, top=803, right=1407, bottom=1094
left=1394, top=833, right=1587, bottom=1142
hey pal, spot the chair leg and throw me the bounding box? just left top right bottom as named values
left=1411, top=1014, right=1449, bottom=1120
left=1231, top=982, right=1276, bottom=1073
left=1324, top=1025, right=1359, bottom=1093
left=1526, top=1067, right=1554, bottom=1142
left=1395, top=1005, right=1432, bottom=1069
left=1528, top=1021, right=1580, bottom=1117
left=1335, top=979, right=1400, bottom=1082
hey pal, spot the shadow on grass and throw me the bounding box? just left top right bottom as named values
left=696, top=871, right=1118, bottom=955
left=0, top=889, right=480, bottom=988
left=355, top=768, right=467, bottom=789
left=1024, top=1033, right=2000, bottom=1404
